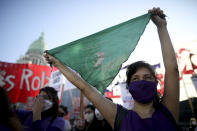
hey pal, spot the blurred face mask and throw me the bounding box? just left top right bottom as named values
left=84, top=113, right=94, bottom=123
left=95, top=109, right=104, bottom=120
left=43, top=99, right=53, bottom=111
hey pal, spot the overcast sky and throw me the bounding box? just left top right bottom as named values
left=0, top=0, right=196, bottom=66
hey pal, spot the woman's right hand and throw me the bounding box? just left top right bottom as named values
left=32, top=95, right=45, bottom=121
left=32, top=95, right=45, bottom=113
left=43, top=51, right=60, bottom=67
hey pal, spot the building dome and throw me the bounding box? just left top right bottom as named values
left=17, top=32, right=48, bottom=65
left=27, top=32, right=48, bottom=54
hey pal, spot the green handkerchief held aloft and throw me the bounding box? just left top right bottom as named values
left=47, top=13, right=151, bottom=94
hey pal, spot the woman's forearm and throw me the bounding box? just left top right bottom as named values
left=33, top=112, right=41, bottom=122
left=157, top=26, right=178, bottom=70
left=55, top=61, right=91, bottom=92
left=158, top=25, right=180, bottom=121
left=54, top=60, right=117, bottom=127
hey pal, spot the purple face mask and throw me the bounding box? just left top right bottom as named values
left=128, top=80, right=157, bottom=104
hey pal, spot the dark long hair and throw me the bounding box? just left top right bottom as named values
left=40, top=86, right=59, bottom=118
left=126, top=61, right=161, bottom=107
left=59, top=105, right=68, bottom=115
left=0, top=87, right=22, bottom=131
left=85, top=104, right=96, bottom=120
left=85, top=104, right=95, bottom=112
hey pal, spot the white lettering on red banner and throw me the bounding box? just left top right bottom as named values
left=0, top=62, right=53, bottom=103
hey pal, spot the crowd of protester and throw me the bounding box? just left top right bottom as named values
left=1, top=85, right=197, bottom=131
left=0, top=86, right=113, bottom=131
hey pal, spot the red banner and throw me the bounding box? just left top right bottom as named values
left=177, top=48, right=197, bottom=75
left=0, top=61, right=53, bottom=103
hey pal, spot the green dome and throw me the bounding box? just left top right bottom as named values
left=27, top=32, right=48, bottom=54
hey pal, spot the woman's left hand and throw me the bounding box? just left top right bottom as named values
left=148, top=7, right=167, bottom=28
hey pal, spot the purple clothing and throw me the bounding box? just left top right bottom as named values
left=16, top=109, right=65, bottom=131
left=114, top=104, right=176, bottom=131
left=0, top=125, right=12, bottom=131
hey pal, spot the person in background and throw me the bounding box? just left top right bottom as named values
left=16, top=86, right=65, bottom=131
left=44, top=7, right=179, bottom=131
left=58, top=105, right=71, bottom=131
left=189, top=117, right=197, bottom=131
left=71, top=117, right=86, bottom=131
left=0, top=87, right=22, bottom=131
left=83, top=104, right=102, bottom=131
left=71, top=104, right=102, bottom=131
left=95, top=97, right=113, bottom=131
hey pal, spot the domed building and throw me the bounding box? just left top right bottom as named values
left=17, top=32, right=48, bottom=65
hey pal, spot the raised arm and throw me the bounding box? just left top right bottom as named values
left=149, top=8, right=180, bottom=121
left=44, top=53, right=117, bottom=128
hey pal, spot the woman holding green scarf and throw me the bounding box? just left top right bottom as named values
left=44, top=7, right=180, bottom=131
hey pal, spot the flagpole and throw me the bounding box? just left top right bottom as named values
left=59, top=84, right=64, bottom=104
left=182, top=77, right=195, bottom=117
left=69, top=89, right=74, bottom=110
left=80, top=91, right=84, bottom=119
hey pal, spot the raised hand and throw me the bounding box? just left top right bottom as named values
left=148, top=7, right=167, bottom=28
left=32, top=95, right=45, bottom=121
left=43, top=51, right=60, bottom=67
